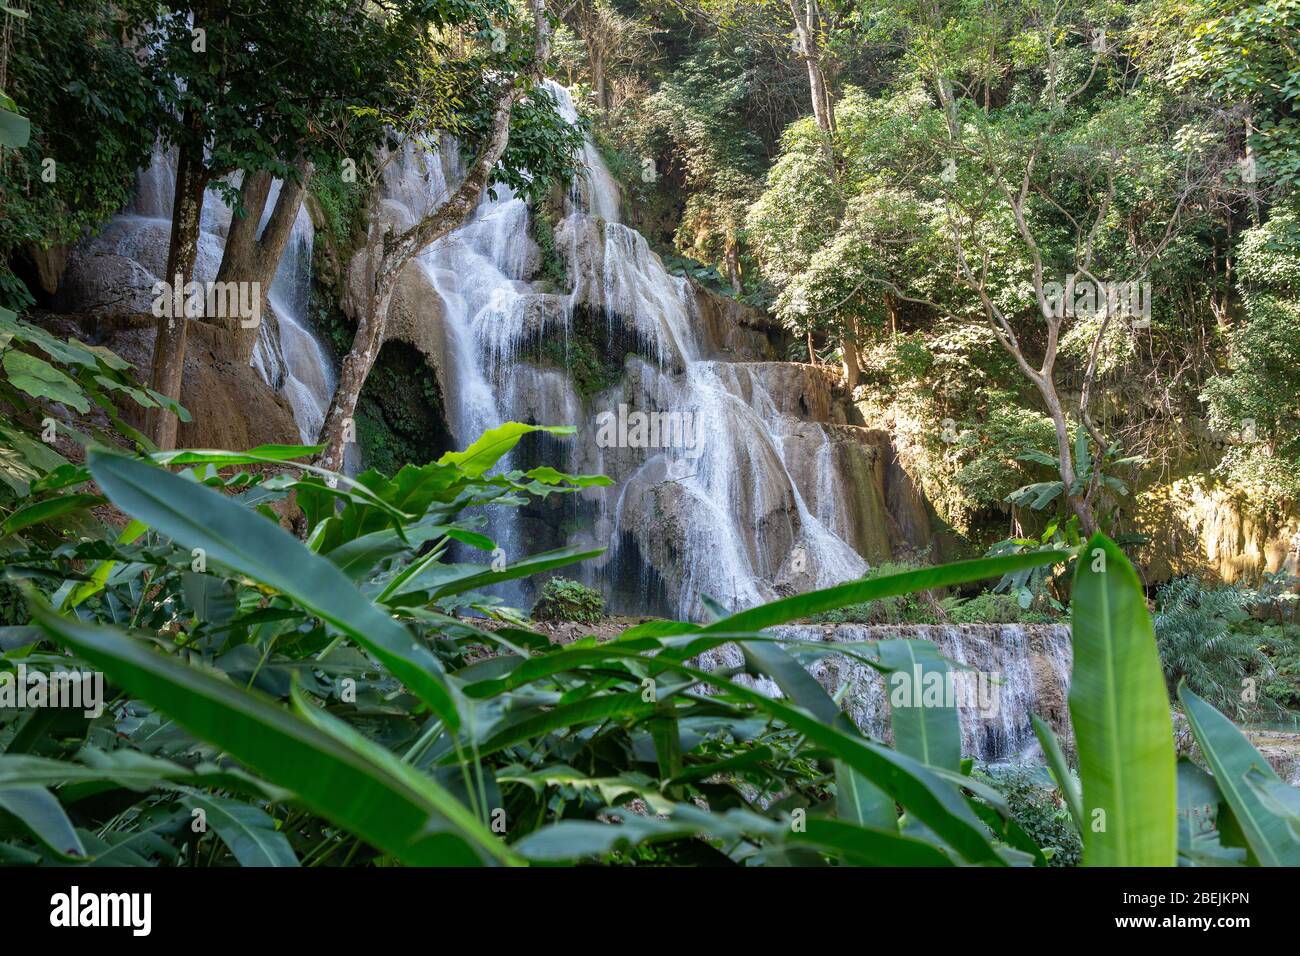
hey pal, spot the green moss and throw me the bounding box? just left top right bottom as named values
left=532, top=576, right=604, bottom=624
left=309, top=167, right=367, bottom=262
left=529, top=211, right=568, bottom=289
left=529, top=305, right=631, bottom=400
left=354, top=342, right=453, bottom=475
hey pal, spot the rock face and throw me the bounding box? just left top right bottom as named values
left=1133, top=479, right=1300, bottom=585
left=695, top=623, right=1075, bottom=764
left=39, top=315, right=299, bottom=450
left=101, top=318, right=299, bottom=449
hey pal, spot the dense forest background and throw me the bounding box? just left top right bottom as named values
left=547, top=0, right=1300, bottom=559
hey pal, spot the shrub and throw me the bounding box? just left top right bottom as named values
left=808, top=561, right=940, bottom=624
left=978, top=765, right=1082, bottom=867
left=941, top=591, right=1061, bottom=624
left=532, top=576, right=604, bottom=624
left=1153, top=577, right=1280, bottom=718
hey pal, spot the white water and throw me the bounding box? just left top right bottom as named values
left=372, top=82, right=867, bottom=620
left=698, top=623, right=1076, bottom=763
left=112, top=146, right=333, bottom=443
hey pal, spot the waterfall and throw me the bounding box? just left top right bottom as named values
left=696, top=623, right=1076, bottom=764
left=373, top=82, right=870, bottom=620
left=109, top=146, right=334, bottom=444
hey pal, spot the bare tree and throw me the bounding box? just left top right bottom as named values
left=315, top=0, right=553, bottom=472
left=212, top=156, right=313, bottom=362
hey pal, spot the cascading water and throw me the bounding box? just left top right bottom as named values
left=698, top=623, right=1075, bottom=764
left=256, top=179, right=335, bottom=444
left=376, top=82, right=868, bottom=620
left=92, top=145, right=334, bottom=444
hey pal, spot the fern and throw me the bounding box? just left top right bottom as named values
left=1152, top=577, right=1283, bottom=719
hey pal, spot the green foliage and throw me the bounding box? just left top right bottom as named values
left=1203, top=201, right=1300, bottom=509
left=528, top=210, right=569, bottom=289
left=977, top=765, right=1082, bottom=867
left=0, top=308, right=187, bottom=544
left=940, top=591, right=1061, bottom=624
left=1070, top=534, right=1178, bottom=866
left=2, top=427, right=1294, bottom=869
left=1154, top=576, right=1295, bottom=719
left=0, top=0, right=155, bottom=307
left=1160, top=0, right=1300, bottom=185
left=532, top=576, right=604, bottom=623
left=309, top=166, right=368, bottom=260
left=805, top=560, right=940, bottom=623
left=353, top=342, right=454, bottom=475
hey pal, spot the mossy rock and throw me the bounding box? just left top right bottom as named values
left=532, top=576, right=604, bottom=624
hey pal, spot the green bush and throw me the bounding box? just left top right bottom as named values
left=532, top=576, right=604, bottom=624
left=1153, top=577, right=1285, bottom=719
left=807, top=561, right=939, bottom=624
left=941, top=591, right=1061, bottom=625
left=978, top=765, right=1082, bottom=867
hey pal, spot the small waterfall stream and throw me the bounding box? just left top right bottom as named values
left=699, top=623, right=1076, bottom=764
left=104, top=146, right=334, bottom=444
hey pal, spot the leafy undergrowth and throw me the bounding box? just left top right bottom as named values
left=805, top=561, right=1062, bottom=626
left=2, top=325, right=1298, bottom=868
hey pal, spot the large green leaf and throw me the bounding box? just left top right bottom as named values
left=415, top=546, right=605, bottom=602
left=877, top=638, right=961, bottom=771
left=666, top=661, right=1002, bottom=864
left=512, top=803, right=953, bottom=866
left=699, top=551, right=1068, bottom=634
left=1031, top=714, right=1083, bottom=832
left=437, top=422, right=575, bottom=477
left=1, top=493, right=104, bottom=536
left=740, top=640, right=895, bottom=829
left=1070, top=534, right=1176, bottom=866
left=86, top=451, right=459, bottom=729
left=177, top=790, right=299, bottom=867
left=0, top=786, right=86, bottom=860
left=1176, top=758, right=1246, bottom=866
left=32, top=606, right=514, bottom=866
left=3, top=350, right=90, bottom=412
left=0, top=107, right=30, bottom=148
left=1179, top=684, right=1300, bottom=866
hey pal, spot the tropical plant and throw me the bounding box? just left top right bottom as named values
left=532, top=576, right=604, bottom=624
left=0, top=306, right=188, bottom=570
left=1153, top=576, right=1282, bottom=719
left=1, top=419, right=1297, bottom=866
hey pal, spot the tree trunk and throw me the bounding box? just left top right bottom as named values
left=590, top=46, right=606, bottom=110
left=145, top=131, right=209, bottom=451
left=316, top=273, right=397, bottom=472
left=724, top=237, right=741, bottom=294
left=840, top=320, right=861, bottom=390
left=315, top=0, right=552, bottom=472
left=215, top=157, right=313, bottom=362
left=790, top=0, right=835, bottom=134
left=1035, top=376, right=1099, bottom=537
